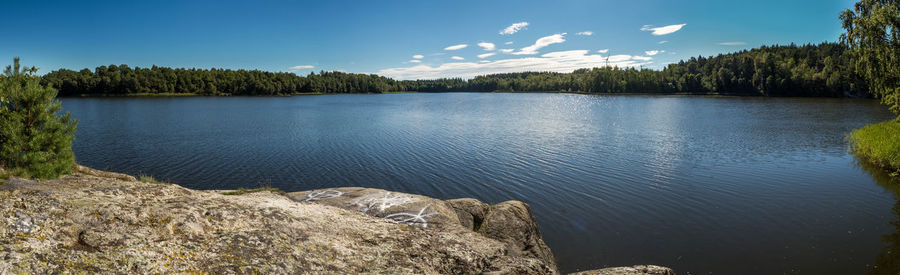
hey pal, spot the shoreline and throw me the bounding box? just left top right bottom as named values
left=58, top=90, right=873, bottom=99
left=0, top=165, right=673, bottom=274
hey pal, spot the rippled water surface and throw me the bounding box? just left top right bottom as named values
left=62, top=93, right=900, bottom=274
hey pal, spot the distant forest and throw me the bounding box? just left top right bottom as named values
left=41, top=42, right=865, bottom=97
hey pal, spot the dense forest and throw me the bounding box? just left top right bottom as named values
left=41, top=42, right=865, bottom=97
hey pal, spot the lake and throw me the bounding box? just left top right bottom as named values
left=61, top=93, right=900, bottom=274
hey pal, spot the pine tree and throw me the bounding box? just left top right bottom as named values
left=0, top=57, right=78, bottom=179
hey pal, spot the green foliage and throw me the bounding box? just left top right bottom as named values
left=841, top=0, right=900, bottom=115
left=0, top=57, right=78, bottom=179
left=467, top=43, right=861, bottom=96
left=40, top=43, right=863, bottom=97
left=850, top=121, right=900, bottom=175
left=222, top=187, right=284, bottom=196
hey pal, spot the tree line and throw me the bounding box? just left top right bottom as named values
left=41, top=42, right=865, bottom=97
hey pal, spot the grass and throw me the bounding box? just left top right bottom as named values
left=849, top=120, right=900, bottom=176
left=222, top=187, right=284, bottom=195
left=0, top=167, right=31, bottom=183
left=138, top=174, right=160, bottom=183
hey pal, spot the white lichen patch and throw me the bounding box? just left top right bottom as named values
left=384, top=204, right=440, bottom=228
left=352, top=192, right=418, bottom=213
left=302, top=189, right=344, bottom=202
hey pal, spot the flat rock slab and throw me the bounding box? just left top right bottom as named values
left=570, top=265, right=675, bottom=275
left=1, top=173, right=556, bottom=274
left=286, top=187, right=461, bottom=229
left=288, top=187, right=558, bottom=272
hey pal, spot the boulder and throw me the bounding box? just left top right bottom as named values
left=479, top=201, right=557, bottom=271
left=446, top=198, right=489, bottom=231
left=290, top=189, right=558, bottom=274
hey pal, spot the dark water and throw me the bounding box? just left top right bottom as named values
left=61, top=93, right=900, bottom=274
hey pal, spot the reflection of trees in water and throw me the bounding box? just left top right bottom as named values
left=857, top=160, right=900, bottom=275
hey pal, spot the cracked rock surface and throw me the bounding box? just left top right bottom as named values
left=0, top=166, right=672, bottom=274
left=0, top=168, right=556, bottom=274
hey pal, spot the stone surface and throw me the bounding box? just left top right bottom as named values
left=446, top=198, right=489, bottom=231
left=288, top=188, right=559, bottom=273
left=569, top=265, right=676, bottom=275
left=0, top=165, right=671, bottom=274
left=480, top=201, right=558, bottom=270
left=285, top=187, right=462, bottom=229
left=0, top=168, right=555, bottom=274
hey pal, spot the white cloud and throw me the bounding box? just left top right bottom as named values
left=640, top=24, right=686, bottom=36
left=412, top=54, right=424, bottom=59
left=477, top=42, right=496, bottom=51
left=408, top=60, right=422, bottom=63
left=451, top=56, right=464, bottom=60
left=632, top=56, right=653, bottom=61
left=479, top=60, right=491, bottom=63
left=597, top=49, right=609, bottom=54
left=500, top=22, right=529, bottom=35
left=478, top=52, right=497, bottom=59
left=500, top=49, right=514, bottom=53
left=290, top=65, right=314, bottom=70
left=444, top=44, right=468, bottom=50
left=576, top=31, right=593, bottom=36
left=505, top=41, right=513, bottom=45
left=718, top=41, right=747, bottom=46
left=658, top=40, right=668, bottom=44
left=644, top=50, right=663, bottom=56
left=513, top=33, right=567, bottom=55
left=377, top=50, right=653, bottom=79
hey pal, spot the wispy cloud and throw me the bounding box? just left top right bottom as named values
left=644, top=50, right=663, bottom=56
left=478, top=52, right=496, bottom=59
left=290, top=65, right=314, bottom=70
left=718, top=41, right=747, bottom=46
left=412, top=54, right=424, bottom=59
left=408, top=60, right=422, bottom=63
left=513, top=33, right=567, bottom=55
left=378, top=49, right=653, bottom=80
left=444, top=44, right=468, bottom=50
left=597, top=49, right=609, bottom=54
left=658, top=40, right=668, bottom=44
left=632, top=56, right=653, bottom=61
left=576, top=31, right=593, bottom=36
left=500, top=22, right=529, bottom=35
left=477, top=42, right=496, bottom=51
left=479, top=60, right=491, bottom=63
left=500, top=49, right=514, bottom=53
left=505, top=41, right=513, bottom=45
left=640, top=24, right=686, bottom=36
left=451, top=56, right=464, bottom=60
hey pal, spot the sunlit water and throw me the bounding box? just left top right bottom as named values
left=61, top=93, right=900, bottom=274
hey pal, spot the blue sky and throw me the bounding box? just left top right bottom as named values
left=1, top=0, right=855, bottom=79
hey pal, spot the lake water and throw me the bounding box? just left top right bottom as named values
left=61, top=93, right=900, bottom=274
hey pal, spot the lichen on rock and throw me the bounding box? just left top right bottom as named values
left=0, top=168, right=557, bottom=274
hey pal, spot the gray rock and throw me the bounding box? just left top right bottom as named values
left=0, top=174, right=556, bottom=274
left=569, top=265, right=675, bottom=275
left=286, top=187, right=462, bottom=229
left=479, top=201, right=558, bottom=273
left=446, top=198, right=489, bottom=231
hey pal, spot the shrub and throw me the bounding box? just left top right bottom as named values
left=0, top=57, right=78, bottom=179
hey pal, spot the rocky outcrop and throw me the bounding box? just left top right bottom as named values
left=0, top=166, right=672, bottom=274
left=286, top=188, right=557, bottom=272
left=0, top=169, right=555, bottom=274
left=570, top=265, right=675, bottom=275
